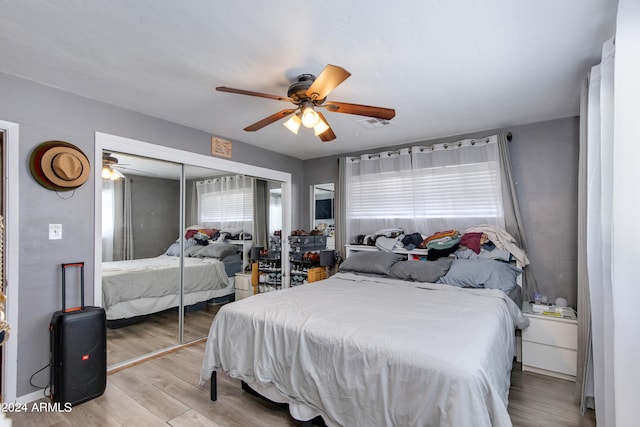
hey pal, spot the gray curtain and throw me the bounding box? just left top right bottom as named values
left=253, top=179, right=268, bottom=248
left=497, top=133, right=538, bottom=301
left=113, top=177, right=134, bottom=261
left=335, top=158, right=348, bottom=259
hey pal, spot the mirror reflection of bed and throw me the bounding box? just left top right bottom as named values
left=101, top=151, right=282, bottom=367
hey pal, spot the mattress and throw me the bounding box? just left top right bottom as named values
left=102, top=255, right=231, bottom=320
left=201, top=272, right=529, bottom=427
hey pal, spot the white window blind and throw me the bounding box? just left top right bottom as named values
left=199, top=189, right=252, bottom=223
left=412, top=162, right=502, bottom=218
left=345, top=138, right=504, bottom=237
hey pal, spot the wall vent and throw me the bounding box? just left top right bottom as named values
left=356, top=118, right=394, bottom=129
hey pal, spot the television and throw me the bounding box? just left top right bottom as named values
left=315, top=198, right=334, bottom=220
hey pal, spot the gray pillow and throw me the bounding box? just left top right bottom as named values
left=436, top=259, right=522, bottom=293
left=191, top=242, right=238, bottom=259
left=339, top=251, right=404, bottom=275
left=389, top=257, right=454, bottom=283
left=164, top=238, right=196, bottom=256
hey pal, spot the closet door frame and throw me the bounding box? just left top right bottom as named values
left=93, top=132, right=292, bottom=341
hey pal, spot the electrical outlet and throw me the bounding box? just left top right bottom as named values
left=49, top=224, right=62, bottom=240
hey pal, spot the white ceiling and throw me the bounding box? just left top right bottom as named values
left=0, top=1, right=617, bottom=160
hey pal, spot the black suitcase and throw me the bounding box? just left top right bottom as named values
left=49, top=262, right=107, bottom=406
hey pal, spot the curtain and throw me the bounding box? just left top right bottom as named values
left=581, top=37, right=616, bottom=426
left=343, top=136, right=506, bottom=243
left=113, top=178, right=134, bottom=261
left=253, top=179, right=268, bottom=247
left=101, top=179, right=115, bottom=262
left=196, top=175, right=253, bottom=233
left=497, top=133, right=538, bottom=301
left=102, top=177, right=134, bottom=261
left=335, top=158, right=348, bottom=259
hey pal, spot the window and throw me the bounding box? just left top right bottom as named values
left=196, top=175, right=253, bottom=230
left=345, top=138, right=504, bottom=239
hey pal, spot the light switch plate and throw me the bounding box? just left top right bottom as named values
left=49, top=224, right=62, bottom=240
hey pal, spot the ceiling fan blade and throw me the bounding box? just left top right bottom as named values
left=306, top=65, right=351, bottom=101
left=323, top=101, right=396, bottom=120
left=316, top=112, right=336, bottom=142
left=216, top=86, right=293, bottom=102
left=244, top=109, right=297, bottom=132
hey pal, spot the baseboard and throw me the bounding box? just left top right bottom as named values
left=15, top=388, right=47, bottom=404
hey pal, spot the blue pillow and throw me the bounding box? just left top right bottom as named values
left=436, top=259, right=521, bottom=293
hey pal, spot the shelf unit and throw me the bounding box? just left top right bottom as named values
left=289, top=235, right=327, bottom=286
left=344, top=244, right=429, bottom=260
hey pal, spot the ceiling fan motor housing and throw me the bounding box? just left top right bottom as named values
left=287, top=74, right=324, bottom=104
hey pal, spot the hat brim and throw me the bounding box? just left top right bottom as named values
left=29, top=141, right=91, bottom=191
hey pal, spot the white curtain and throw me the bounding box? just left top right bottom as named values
left=101, top=179, right=115, bottom=262
left=196, top=175, right=253, bottom=232
left=344, top=136, right=504, bottom=241
left=581, top=37, right=616, bottom=426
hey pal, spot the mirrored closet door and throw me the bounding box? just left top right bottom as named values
left=97, top=137, right=291, bottom=370
left=101, top=152, right=182, bottom=366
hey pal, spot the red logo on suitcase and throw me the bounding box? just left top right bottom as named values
left=82, top=354, right=90, bottom=361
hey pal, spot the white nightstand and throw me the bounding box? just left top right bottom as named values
left=521, top=302, right=577, bottom=381
left=234, top=273, right=253, bottom=300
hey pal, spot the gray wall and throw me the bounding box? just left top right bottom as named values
left=0, top=71, right=304, bottom=397
left=303, top=117, right=579, bottom=307
left=129, top=175, right=181, bottom=259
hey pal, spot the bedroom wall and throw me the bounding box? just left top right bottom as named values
left=303, top=117, right=580, bottom=308
left=129, top=175, right=181, bottom=258
left=0, top=71, right=305, bottom=398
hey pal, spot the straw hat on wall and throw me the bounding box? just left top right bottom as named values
left=29, top=141, right=91, bottom=191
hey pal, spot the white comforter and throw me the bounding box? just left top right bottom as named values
left=200, top=272, right=528, bottom=427
left=102, top=255, right=229, bottom=308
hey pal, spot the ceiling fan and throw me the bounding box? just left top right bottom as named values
left=216, top=64, right=396, bottom=142
left=102, top=152, right=126, bottom=180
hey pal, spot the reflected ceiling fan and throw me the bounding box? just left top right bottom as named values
left=102, top=152, right=126, bottom=180
left=216, top=64, right=396, bottom=142
left=102, top=152, right=159, bottom=180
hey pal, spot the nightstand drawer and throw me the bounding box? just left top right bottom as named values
left=522, top=317, right=577, bottom=350
left=522, top=341, right=577, bottom=376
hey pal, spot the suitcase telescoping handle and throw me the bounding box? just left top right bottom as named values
left=61, top=262, right=85, bottom=312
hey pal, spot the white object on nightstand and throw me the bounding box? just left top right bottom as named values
left=521, top=301, right=577, bottom=381
left=234, top=273, right=253, bottom=300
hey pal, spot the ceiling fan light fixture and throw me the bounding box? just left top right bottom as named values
left=101, top=166, right=112, bottom=179
left=283, top=113, right=302, bottom=134
left=313, top=120, right=330, bottom=136
left=301, top=102, right=320, bottom=128
left=102, top=165, right=125, bottom=180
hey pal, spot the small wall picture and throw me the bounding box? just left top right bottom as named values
left=211, top=136, right=232, bottom=158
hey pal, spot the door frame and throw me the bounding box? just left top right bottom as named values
left=1, top=120, right=19, bottom=403
left=93, top=131, right=292, bottom=341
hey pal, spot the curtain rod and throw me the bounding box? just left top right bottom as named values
left=341, top=132, right=513, bottom=163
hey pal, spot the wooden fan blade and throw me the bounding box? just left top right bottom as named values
left=306, top=65, right=351, bottom=101
left=324, top=101, right=396, bottom=120
left=216, top=86, right=293, bottom=102
left=316, top=112, right=336, bottom=142
left=244, top=109, right=297, bottom=132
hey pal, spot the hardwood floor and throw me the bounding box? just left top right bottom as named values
left=107, top=303, right=222, bottom=366
left=10, top=303, right=596, bottom=426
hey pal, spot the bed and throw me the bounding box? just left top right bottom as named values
left=102, top=239, right=245, bottom=325
left=200, top=251, right=529, bottom=427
